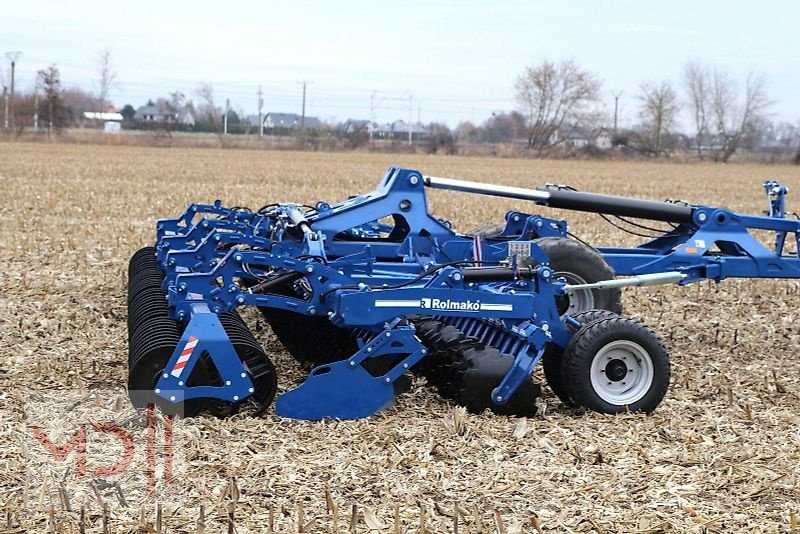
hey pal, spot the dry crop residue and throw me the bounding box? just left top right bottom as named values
left=1, top=142, right=799, bottom=532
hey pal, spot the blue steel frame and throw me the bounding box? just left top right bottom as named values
left=143, top=167, right=800, bottom=419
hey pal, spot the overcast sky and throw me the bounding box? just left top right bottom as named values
left=2, top=0, right=798, bottom=127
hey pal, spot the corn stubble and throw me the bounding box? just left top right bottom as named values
left=1, top=143, right=799, bottom=532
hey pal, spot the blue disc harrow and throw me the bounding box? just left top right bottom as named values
left=126, top=168, right=800, bottom=420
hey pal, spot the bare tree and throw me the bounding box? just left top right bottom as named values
left=636, top=80, right=680, bottom=154
left=96, top=48, right=118, bottom=111
left=37, top=64, right=65, bottom=133
left=683, top=61, right=771, bottom=162
left=514, top=58, right=602, bottom=151
left=684, top=61, right=709, bottom=158
left=195, top=82, right=220, bottom=132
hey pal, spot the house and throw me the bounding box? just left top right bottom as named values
left=339, top=119, right=373, bottom=134
left=263, top=112, right=321, bottom=131
left=81, top=110, right=124, bottom=133
left=551, top=125, right=613, bottom=149
left=372, top=120, right=428, bottom=140
left=134, top=104, right=173, bottom=123
left=594, top=128, right=612, bottom=150
left=176, top=107, right=195, bottom=127
left=133, top=103, right=195, bottom=127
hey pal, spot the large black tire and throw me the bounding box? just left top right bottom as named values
left=542, top=309, right=619, bottom=406
left=531, top=237, right=622, bottom=316
left=560, top=317, right=670, bottom=414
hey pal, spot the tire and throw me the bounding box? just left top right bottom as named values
left=542, top=309, right=620, bottom=406
left=531, top=237, right=622, bottom=316
left=560, top=317, right=670, bottom=414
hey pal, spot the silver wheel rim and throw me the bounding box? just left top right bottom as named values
left=589, top=340, right=654, bottom=406
left=555, top=271, right=594, bottom=315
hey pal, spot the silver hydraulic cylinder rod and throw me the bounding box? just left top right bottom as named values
left=288, top=208, right=313, bottom=236
left=423, top=175, right=551, bottom=202
left=564, top=271, right=686, bottom=293
left=423, top=175, right=694, bottom=223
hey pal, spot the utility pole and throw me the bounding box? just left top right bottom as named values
left=223, top=98, right=230, bottom=135
left=2, top=86, right=7, bottom=130
left=611, top=90, right=623, bottom=132
left=257, top=85, right=263, bottom=137
left=407, top=93, right=413, bottom=146
left=6, top=51, right=21, bottom=131
left=297, top=80, right=313, bottom=130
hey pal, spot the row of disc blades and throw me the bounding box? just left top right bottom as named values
left=126, top=246, right=277, bottom=417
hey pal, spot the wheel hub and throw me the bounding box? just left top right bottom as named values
left=554, top=271, right=594, bottom=316
left=604, top=359, right=628, bottom=381
left=589, top=340, right=654, bottom=406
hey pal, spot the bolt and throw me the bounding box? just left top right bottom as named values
left=536, top=220, right=543, bottom=227
left=178, top=380, right=184, bottom=386
left=698, top=212, right=708, bottom=222
left=170, top=396, right=176, bottom=401
left=385, top=377, right=391, bottom=383
left=403, top=363, right=409, bottom=368
left=306, top=265, right=314, bottom=273
left=349, top=361, right=356, bottom=366
left=178, top=283, right=186, bottom=292
left=234, top=254, right=242, bottom=262
left=421, top=349, right=427, bottom=355
left=214, top=235, right=221, bottom=241
left=233, top=395, right=239, bottom=401
left=249, top=388, right=254, bottom=393
left=236, top=296, right=245, bottom=304
left=496, top=396, right=503, bottom=402
left=385, top=332, right=391, bottom=337
left=309, top=307, right=316, bottom=315
left=452, top=272, right=463, bottom=281
left=409, top=175, right=419, bottom=186
left=155, top=388, right=161, bottom=394
left=163, top=373, right=169, bottom=379
left=513, top=215, right=520, bottom=222
left=240, top=372, right=246, bottom=378
left=225, top=380, right=231, bottom=386
left=367, top=347, right=372, bottom=352
left=542, top=324, right=549, bottom=332
left=542, top=269, right=551, bottom=278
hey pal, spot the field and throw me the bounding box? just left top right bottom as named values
left=2, top=142, right=800, bottom=533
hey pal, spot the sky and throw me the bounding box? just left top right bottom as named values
left=2, top=0, right=799, bottom=128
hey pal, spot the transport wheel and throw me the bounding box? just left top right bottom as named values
left=542, top=309, right=619, bottom=406
left=560, top=317, right=669, bottom=414
left=532, top=237, right=622, bottom=315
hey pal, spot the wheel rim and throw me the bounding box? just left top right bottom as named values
left=589, top=340, right=654, bottom=406
left=554, top=271, right=594, bottom=316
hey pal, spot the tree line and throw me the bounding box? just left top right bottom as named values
left=3, top=51, right=799, bottom=163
